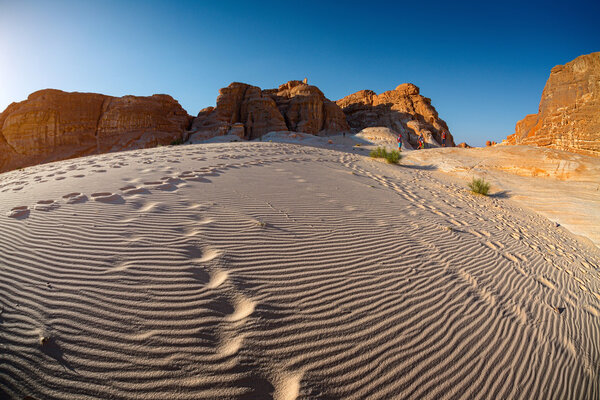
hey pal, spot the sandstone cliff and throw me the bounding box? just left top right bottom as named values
left=190, top=80, right=349, bottom=141
left=336, top=83, right=455, bottom=148
left=506, top=52, right=600, bottom=156
left=0, top=90, right=192, bottom=172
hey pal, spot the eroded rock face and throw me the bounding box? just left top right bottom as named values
left=190, top=81, right=349, bottom=141
left=266, top=80, right=349, bottom=135
left=336, top=83, right=455, bottom=148
left=506, top=52, right=600, bottom=156
left=0, top=89, right=192, bottom=172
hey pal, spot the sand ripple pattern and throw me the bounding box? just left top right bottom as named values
left=0, top=142, right=599, bottom=399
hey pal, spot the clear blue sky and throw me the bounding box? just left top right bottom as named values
left=1, top=0, right=598, bottom=146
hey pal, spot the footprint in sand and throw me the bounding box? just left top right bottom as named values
left=62, top=192, right=88, bottom=204
left=155, top=183, right=178, bottom=191
left=34, top=200, right=60, bottom=212
left=536, top=276, right=556, bottom=290
left=226, top=296, right=256, bottom=322
left=7, top=206, right=30, bottom=219
left=186, top=176, right=211, bottom=183
left=196, top=247, right=222, bottom=263
left=207, top=270, right=229, bottom=289
left=273, top=372, right=303, bottom=400
left=126, top=187, right=151, bottom=195
left=91, top=192, right=125, bottom=204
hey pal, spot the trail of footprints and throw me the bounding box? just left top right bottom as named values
left=3, top=142, right=599, bottom=398
left=5, top=143, right=328, bottom=221
left=339, top=150, right=600, bottom=316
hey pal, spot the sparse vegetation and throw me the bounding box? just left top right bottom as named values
left=468, top=177, right=491, bottom=196
left=170, top=138, right=184, bottom=146
left=369, top=147, right=402, bottom=164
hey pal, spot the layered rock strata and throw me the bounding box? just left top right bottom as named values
left=506, top=52, right=600, bottom=156
left=0, top=89, right=192, bottom=172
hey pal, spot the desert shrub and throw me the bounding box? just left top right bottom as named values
left=170, top=138, right=184, bottom=146
left=369, top=147, right=387, bottom=159
left=468, top=177, right=491, bottom=195
left=385, top=150, right=401, bottom=164
left=369, top=147, right=401, bottom=164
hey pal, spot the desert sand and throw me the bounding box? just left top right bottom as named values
left=1, top=140, right=599, bottom=399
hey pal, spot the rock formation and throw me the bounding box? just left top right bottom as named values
left=0, top=89, right=192, bottom=172
left=336, top=83, right=455, bottom=148
left=355, top=127, right=413, bottom=150
left=190, top=80, right=349, bottom=141
left=506, top=52, right=600, bottom=156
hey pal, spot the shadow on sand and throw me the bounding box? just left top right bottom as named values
left=490, top=190, right=511, bottom=199
left=41, top=338, right=75, bottom=372
left=399, top=164, right=438, bottom=171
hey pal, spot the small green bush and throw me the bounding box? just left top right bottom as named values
left=369, top=147, right=401, bottom=164
left=468, top=177, right=491, bottom=196
left=369, top=147, right=387, bottom=158
left=385, top=150, right=401, bottom=164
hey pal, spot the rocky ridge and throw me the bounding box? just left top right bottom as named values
left=0, top=89, right=192, bottom=172
left=1, top=80, right=455, bottom=173
left=506, top=52, right=600, bottom=156
left=336, top=83, right=455, bottom=148
left=189, top=80, right=349, bottom=141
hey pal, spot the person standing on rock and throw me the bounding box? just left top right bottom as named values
left=417, top=136, right=424, bottom=150
left=441, top=130, right=447, bottom=147
left=397, top=134, right=403, bottom=152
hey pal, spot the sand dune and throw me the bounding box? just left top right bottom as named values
left=0, top=142, right=599, bottom=399
left=405, top=145, right=600, bottom=247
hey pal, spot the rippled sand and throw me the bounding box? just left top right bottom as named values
left=0, top=142, right=599, bottom=399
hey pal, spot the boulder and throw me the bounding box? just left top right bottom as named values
left=0, top=89, right=192, bottom=172
left=190, top=80, right=349, bottom=141
left=336, top=83, right=454, bottom=148
left=507, top=52, right=600, bottom=156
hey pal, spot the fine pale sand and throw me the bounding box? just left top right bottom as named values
left=0, top=142, right=599, bottom=399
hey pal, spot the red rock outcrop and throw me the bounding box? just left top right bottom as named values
left=336, top=83, right=455, bottom=148
left=190, top=81, right=349, bottom=141
left=0, top=89, right=192, bottom=172
left=506, top=52, right=600, bottom=156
